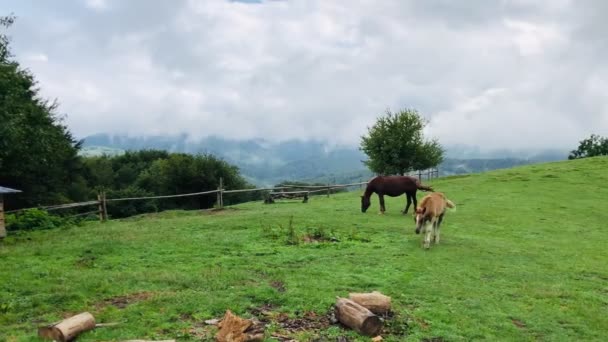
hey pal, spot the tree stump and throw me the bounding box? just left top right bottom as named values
left=348, top=291, right=391, bottom=315
left=335, top=298, right=382, bottom=336
left=216, top=310, right=264, bottom=342
left=38, top=312, right=96, bottom=341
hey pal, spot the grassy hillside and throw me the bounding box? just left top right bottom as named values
left=1, top=157, right=607, bottom=341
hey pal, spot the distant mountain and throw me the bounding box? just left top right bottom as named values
left=80, top=133, right=568, bottom=186
left=78, top=145, right=125, bottom=157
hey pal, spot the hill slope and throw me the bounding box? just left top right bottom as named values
left=1, top=157, right=607, bottom=341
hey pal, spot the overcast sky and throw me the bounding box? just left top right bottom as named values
left=2, top=0, right=607, bottom=150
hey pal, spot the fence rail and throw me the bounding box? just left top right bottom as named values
left=105, top=189, right=220, bottom=202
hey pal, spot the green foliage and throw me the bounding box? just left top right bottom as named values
left=5, top=208, right=67, bottom=231
left=0, top=15, right=86, bottom=209
left=0, top=14, right=15, bottom=61
left=105, top=186, right=159, bottom=219
left=360, top=108, right=444, bottom=175
left=568, top=134, right=608, bottom=160
left=81, top=150, right=255, bottom=217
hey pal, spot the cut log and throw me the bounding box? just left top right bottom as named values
left=335, top=298, right=382, bottom=336
left=348, top=291, right=391, bottom=315
left=38, top=312, right=96, bottom=341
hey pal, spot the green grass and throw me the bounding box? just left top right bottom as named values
left=2, top=157, right=608, bottom=341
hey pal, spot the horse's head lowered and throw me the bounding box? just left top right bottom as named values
left=361, top=195, right=371, bottom=213
left=414, top=207, right=427, bottom=234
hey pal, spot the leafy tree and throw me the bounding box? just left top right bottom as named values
left=360, top=108, right=444, bottom=175
left=0, top=15, right=86, bottom=209
left=568, top=134, right=608, bottom=160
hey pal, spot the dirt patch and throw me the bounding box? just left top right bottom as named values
left=249, top=305, right=333, bottom=339
left=96, top=291, right=154, bottom=309
left=270, top=281, right=286, bottom=293
left=511, top=318, right=527, bottom=329
left=276, top=311, right=332, bottom=333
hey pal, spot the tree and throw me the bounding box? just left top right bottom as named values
left=360, top=108, right=444, bottom=175
left=0, top=15, right=86, bottom=209
left=568, top=134, right=608, bottom=160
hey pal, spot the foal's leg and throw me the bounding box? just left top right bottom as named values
left=378, top=194, right=386, bottom=214
left=434, top=213, right=444, bottom=244
left=403, top=193, right=412, bottom=214
left=423, top=219, right=434, bottom=249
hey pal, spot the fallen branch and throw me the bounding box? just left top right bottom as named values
left=95, top=322, right=122, bottom=327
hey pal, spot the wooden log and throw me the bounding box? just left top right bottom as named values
left=348, top=291, right=391, bottom=315
left=335, top=297, right=382, bottom=336
left=38, top=312, right=96, bottom=341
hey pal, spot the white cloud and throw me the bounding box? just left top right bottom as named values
left=6, top=0, right=608, bottom=150
left=85, top=0, right=108, bottom=11
left=504, top=19, right=566, bottom=56
left=24, top=53, right=48, bottom=63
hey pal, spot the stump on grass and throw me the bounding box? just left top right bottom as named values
left=335, top=298, right=382, bottom=336
left=216, top=310, right=264, bottom=342
left=38, top=312, right=96, bottom=342
left=348, top=291, right=391, bottom=315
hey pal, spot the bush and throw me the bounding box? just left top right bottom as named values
left=105, top=186, right=158, bottom=218
left=6, top=209, right=67, bottom=231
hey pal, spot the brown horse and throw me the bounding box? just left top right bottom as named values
left=361, top=176, right=433, bottom=214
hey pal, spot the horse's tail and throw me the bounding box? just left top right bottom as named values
left=417, top=183, right=434, bottom=192
left=445, top=199, right=456, bottom=211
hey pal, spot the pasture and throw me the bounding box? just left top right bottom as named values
left=1, top=157, right=607, bottom=341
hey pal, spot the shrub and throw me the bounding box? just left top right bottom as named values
left=6, top=209, right=67, bottom=231
left=105, top=186, right=159, bottom=218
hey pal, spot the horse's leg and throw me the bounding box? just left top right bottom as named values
left=435, top=213, right=444, bottom=244
left=403, top=193, right=412, bottom=214
left=411, top=191, right=418, bottom=216
left=423, top=220, right=433, bottom=249
left=378, top=194, right=386, bottom=215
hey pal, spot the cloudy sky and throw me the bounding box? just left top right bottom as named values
left=2, top=0, right=607, bottom=150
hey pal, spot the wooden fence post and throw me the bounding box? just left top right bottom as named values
left=217, top=177, right=224, bottom=209
left=102, top=191, right=108, bottom=221
left=97, top=192, right=104, bottom=223
left=326, top=182, right=330, bottom=198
